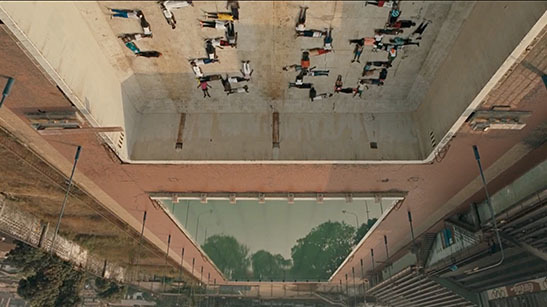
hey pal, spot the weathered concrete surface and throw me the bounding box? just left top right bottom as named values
left=2, top=0, right=520, bottom=161
left=0, top=1, right=546, bottom=286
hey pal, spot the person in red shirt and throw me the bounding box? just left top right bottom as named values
left=307, top=48, right=332, bottom=56
left=197, top=80, right=212, bottom=97
left=301, top=52, right=311, bottom=69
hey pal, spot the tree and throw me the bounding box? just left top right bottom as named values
left=290, top=221, right=355, bottom=280
left=251, top=250, right=291, bottom=281
left=95, top=277, right=127, bottom=301
left=7, top=242, right=83, bottom=307
left=353, top=218, right=378, bottom=245
left=202, top=235, right=250, bottom=280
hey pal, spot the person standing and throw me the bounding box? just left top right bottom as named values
left=198, top=80, right=212, bottom=97
left=351, top=43, right=364, bottom=63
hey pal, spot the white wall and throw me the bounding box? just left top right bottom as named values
left=0, top=1, right=143, bottom=160
left=413, top=2, right=547, bottom=158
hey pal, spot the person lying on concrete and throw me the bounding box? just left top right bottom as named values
left=241, top=61, right=253, bottom=80
left=301, top=52, right=311, bottom=70
left=375, top=28, right=404, bottom=35
left=191, top=61, right=204, bottom=77
left=353, top=80, right=368, bottom=98
left=296, top=29, right=327, bottom=38
left=334, top=75, right=343, bottom=92
left=205, top=37, right=234, bottom=48
left=189, top=58, right=220, bottom=65
left=197, top=80, right=212, bottom=97
left=282, top=64, right=303, bottom=72
left=288, top=82, right=313, bottom=89
left=225, top=21, right=237, bottom=46
left=387, top=46, right=398, bottom=63
left=295, top=71, right=305, bottom=85
left=306, top=68, right=329, bottom=77
left=199, top=20, right=230, bottom=30
left=365, top=0, right=395, bottom=8
left=203, top=11, right=235, bottom=21
left=109, top=8, right=142, bottom=19
left=140, top=14, right=152, bottom=35
left=309, top=87, right=333, bottom=102
left=160, top=3, right=177, bottom=29
left=411, top=20, right=431, bottom=38
left=323, top=27, right=334, bottom=50
left=295, top=6, right=308, bottom=31
left=351, top=43, right=364, bottom=63
left=205, top=40, right=217, bottom=59
left=306, top=48, right=333, bottom=56
left=199, top=74, right=222, bottom=82
left=390, top=20, right=416, bottom=29
left=226, top=0, right=240, bottom=20
left=220, top=75, right=232, bottom=92
left=387, top=4, right=401, bottom=26
left=124, top=42, right=141, bottom=54
left=162, top=0, right=193, bottom=10
left=228, top=76, right=248, bottom=84
left=227, top=85, right=249, bottom=95
left=123, top=41, right=161, bottom=58
left=366, top=60, right=392, bottom=68
left=379, top=68, right=388, bottom=80
left=137, top=51, right=162, bottom=58
left=358, top=78, right=384, bottom=86
left=119, top=33, right=152, bottom=43
left=362, top=64, right=379, bottom=77
left=338, top=87, right=356, bottom=94
left=349, top=36, right=380, bottom=47
left=389, top=36, right=419, bottom=47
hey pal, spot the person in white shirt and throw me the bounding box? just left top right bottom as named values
left=240, top=61, right=253, bottom=80
left=110, top=8, right=142, bottom=19
left=190, top=62, right=203, bottom=77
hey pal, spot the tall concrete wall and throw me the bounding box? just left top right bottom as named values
left=0, top=1, right=142, bottom=160
left=413, top=2, right=547, bottom=158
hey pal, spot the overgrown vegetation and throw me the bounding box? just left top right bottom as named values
left=6, top=242, right=84, bottom=307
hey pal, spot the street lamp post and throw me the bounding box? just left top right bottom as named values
left=195, top=209, right=213, bottom=243
left=0, top=77, right=15, bottom=108
left=342, top=210, right=360, bottom=228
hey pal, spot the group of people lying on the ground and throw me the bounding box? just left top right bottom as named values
left=110, top=7, right=163, bottom=57
left=110, top=1, right=196, bottom=57
left=285, top=7, right=337, bottom=100
left=285, top=1, right=432, bottom=101
left=193, top=61, right=253, bottom=97
left=193, top=2, right=252, bottom=98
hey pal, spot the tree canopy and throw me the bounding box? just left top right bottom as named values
left=290, top=221, right=355, bottom=280
left=6, top=242, right=84, bottom=307
left=202, top=235, right=250, bottom=280
left=353, top=218, right=378, bottom=245
left=251, top=250, right=291, bottom=281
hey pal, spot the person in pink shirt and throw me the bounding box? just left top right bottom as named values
left=197, top=80, right=212, bottom=97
